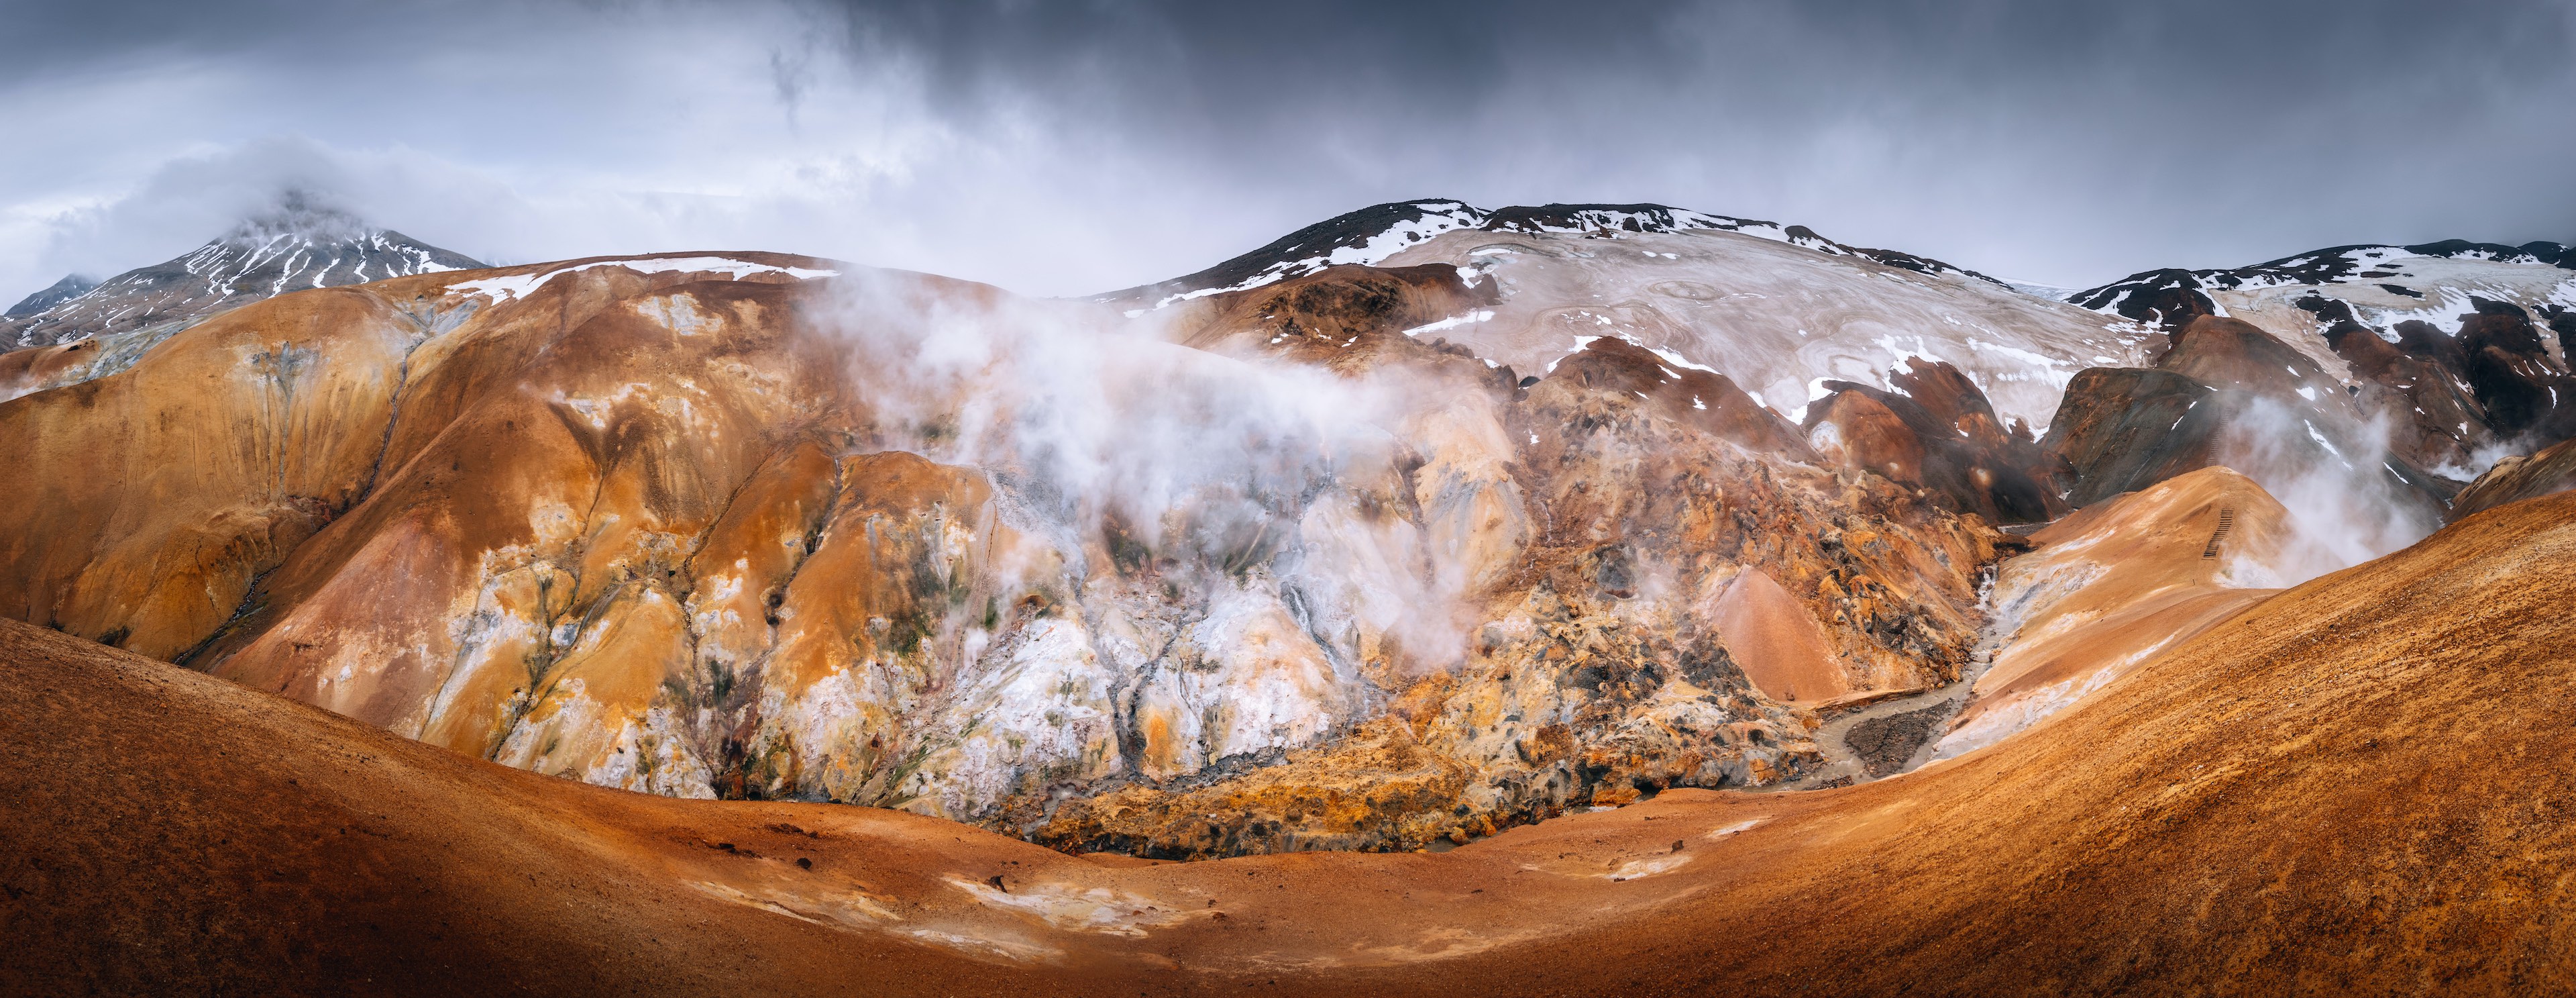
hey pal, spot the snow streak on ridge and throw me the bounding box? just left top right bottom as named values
left=1102, top=199, right=2008, bottom=312
left=2068, top=240, right=2575, bottom=327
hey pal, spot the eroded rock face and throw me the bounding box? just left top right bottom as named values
left=0, top=285, right=423, bottom=659
left=1033, top=306, right=2005, bottom=856
left=0, top=252, right=2013, bottom=858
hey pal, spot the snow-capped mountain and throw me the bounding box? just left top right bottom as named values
left=1, top=200, right=484, bottom=350
left=1106, top=199, right=2008, bottom=311
left=1114, top=199, right=2157, bottom=431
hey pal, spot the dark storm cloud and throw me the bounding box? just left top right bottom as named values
left=798, top=0, right=2576, bottom=281
left=3, top=0, right=2571, bottom=301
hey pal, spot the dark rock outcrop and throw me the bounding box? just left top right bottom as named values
left=2540, top=304, right=2576, bottom=362
left=2457, top=297, right=2576, bottom=442
left=2065, top=268, right=2218, bottom=331
left=2322, top=318, right=2495, bottom=472
left=2045, top=315, right=2451, bottom=513
left=2039, top=368, right=2228, bottom=506
left=2154, top=315, right=2339, bottom=397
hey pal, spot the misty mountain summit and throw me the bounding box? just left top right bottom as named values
left=1, top=198, right=482, bottom=350
left=4, top=274, right=101, bottom=318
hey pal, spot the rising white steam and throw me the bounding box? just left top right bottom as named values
left=2214, top=396, right=2440, bottom=587
left=808, top=268, right=1480, bottom=672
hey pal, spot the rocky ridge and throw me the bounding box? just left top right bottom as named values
left=2061, top=240, right=2576, bottom=470
left=2068, top=239, right=2573, bottom=330
left=1103, top=199, right=2010, bottom=312
left=1140, top=201, right=2163, bottom=434
left=4, top=274, right=100, bottom=317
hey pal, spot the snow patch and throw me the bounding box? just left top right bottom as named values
left=1403, top=309, right=1495, bottom=337
left=448, top=256, right=838, bottom=303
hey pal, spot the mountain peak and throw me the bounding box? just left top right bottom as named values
left=2, top=201, right=485, bottom=351
left=221, top=190, right=372, bottom=246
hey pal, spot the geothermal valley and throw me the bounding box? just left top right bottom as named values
left=7, top=198, right=2576, bottom=995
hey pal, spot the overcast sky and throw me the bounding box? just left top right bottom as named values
left=4, top=0, right=2573, bottom=301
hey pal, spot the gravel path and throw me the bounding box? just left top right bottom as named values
left=1757, top=589, right=2012, bottom=791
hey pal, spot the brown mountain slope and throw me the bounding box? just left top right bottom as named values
left=11, top=487, right=2576, bottom=995
left=0, top=253, right=2008, bottom=857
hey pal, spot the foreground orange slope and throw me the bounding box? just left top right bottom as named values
left=9, top=489, right=2576, bottom=995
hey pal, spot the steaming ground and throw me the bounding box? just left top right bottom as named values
left=0, top=197, right=2567, bottom=962
left=9, top=248, right=2021, bottom=860
left=0, top=213, right=2527, bottom=846
left=819, top=268, right=1485, bottom=672
left=2211, top=397, right=2441, bottom=581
